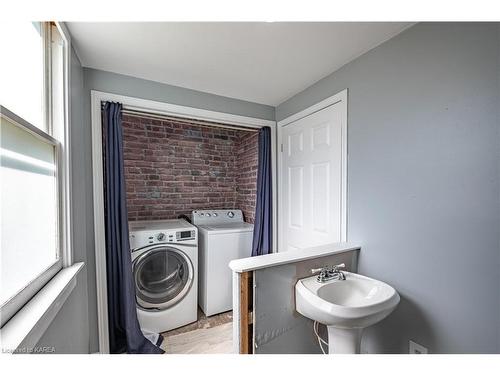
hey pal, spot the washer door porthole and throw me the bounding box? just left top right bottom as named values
left=132, top=246, right=194, bottom=311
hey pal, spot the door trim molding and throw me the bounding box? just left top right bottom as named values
left=91, top=90, right=277, bottom=353
left=277, top=89, right=348, bottom=251
left=277, top=89, right=347, bottom=128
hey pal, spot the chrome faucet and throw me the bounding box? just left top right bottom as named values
left=311, top=263, right=346, bottom=283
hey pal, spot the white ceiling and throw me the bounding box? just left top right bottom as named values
left=67, top=22, right=412, bottom=106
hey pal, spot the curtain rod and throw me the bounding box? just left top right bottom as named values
left=114, top=107, right=259, bottom=133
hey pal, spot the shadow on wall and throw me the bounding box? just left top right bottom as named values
left=361, top=294, right=435, bottom=354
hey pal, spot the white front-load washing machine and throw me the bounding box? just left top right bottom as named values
left=129, top=219, right=198, bottom=333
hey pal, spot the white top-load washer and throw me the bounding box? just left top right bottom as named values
left=191, top=209, right=253, bottom=316
left=129, top=219, right=198, bottom=333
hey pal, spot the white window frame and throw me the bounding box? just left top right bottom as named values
left=51, top=22, right=73, bottom=267
left=0, top=22, right=73, bottom=329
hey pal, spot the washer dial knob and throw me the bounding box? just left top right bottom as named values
left=157, top=232, right=166, bottom=241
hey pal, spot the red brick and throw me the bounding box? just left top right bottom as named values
left=122, top=115, right=258, bottom=222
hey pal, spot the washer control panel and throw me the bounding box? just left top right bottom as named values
left=191, top=209, right=244, bottom=225
left=130, top=228, right=197, bottom=249
left=175, top=229, right=196, bottom=241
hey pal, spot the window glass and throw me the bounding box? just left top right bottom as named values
left=0, top=116, right=58, bottom=307
left=0, top=22, right=67, bottom=326
left=0, top=22, right=45, bottom=130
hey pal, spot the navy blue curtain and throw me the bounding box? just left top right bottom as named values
left=251, top=126, right=273, bottom=256
left=103, top=102, right=164, bottom=354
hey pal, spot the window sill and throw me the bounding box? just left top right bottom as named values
left=0, top=262, right=84, bottom=353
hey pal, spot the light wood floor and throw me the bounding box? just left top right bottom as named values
left=161, top=309, right=234, bottom=354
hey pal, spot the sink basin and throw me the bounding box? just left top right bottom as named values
left=296, top=271, right=399, bottom=354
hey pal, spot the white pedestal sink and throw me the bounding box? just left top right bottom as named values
left=295, top=271, right=400, bottom=354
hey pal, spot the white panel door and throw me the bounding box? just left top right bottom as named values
left=280, top=102, right=345, bottom=251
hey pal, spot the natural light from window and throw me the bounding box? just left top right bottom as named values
left=0, top=116, right=59, bottom=307
left=0, top=22, right=44, bottom=130
left=0, top=22, right=65, bottom=325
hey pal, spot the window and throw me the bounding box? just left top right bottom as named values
left=0, top=22, right=70, bottom=327
left=0, top=23, right=45, bottom=130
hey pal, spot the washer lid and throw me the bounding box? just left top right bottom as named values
left=198, top=222, right=254, bottom=234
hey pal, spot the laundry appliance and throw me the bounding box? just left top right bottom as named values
left=191, top=209, right=253, bottom=316
left=129, top=219, right=198, bottom=333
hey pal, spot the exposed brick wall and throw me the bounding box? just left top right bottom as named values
left=121, top=114, right=258, bottom=223
left=235, top=132, right=258, bottom=223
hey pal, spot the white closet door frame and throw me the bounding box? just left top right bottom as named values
left=277, top=89, right=348, bottom=251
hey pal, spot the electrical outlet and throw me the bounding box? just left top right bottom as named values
left=409, top=340, right=428, bottom=354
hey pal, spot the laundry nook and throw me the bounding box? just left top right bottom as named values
left=120, top=111, right=263, bottom=352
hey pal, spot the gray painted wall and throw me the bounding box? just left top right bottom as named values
left=84, top=68, right=275, bottom=121
left=276, top=23, right=500, bottom=353
left=36, top=47, right=91, bottom=353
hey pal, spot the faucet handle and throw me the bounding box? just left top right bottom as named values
left=329, top=263, right=346, bottom=272
left=311, top=263, right=345, bottom=274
